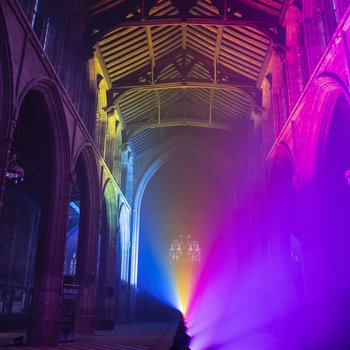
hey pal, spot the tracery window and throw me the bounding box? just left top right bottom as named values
left=120, top=205, right=131, bottom=282
left=31, top=0, right=40, bottom=27
left=187, top=237, right=201, bottom=263
left=169, top=237, right=184, bottom=264
left=169, top=234, right=201, bottom=265
left=69, top=252, right=76, bottom=276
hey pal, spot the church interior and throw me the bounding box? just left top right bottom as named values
left=1, top=0, right=350, bottom=349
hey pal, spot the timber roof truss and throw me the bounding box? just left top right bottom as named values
left=87, top=0, right=286, bottom=155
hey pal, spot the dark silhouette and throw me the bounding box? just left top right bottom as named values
left=169, top=314, right=191, bottom=350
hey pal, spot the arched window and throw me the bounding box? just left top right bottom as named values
left=31, top=0, right=40, bottom=27
left=169, top=234, right=201, bottom=265
left=318, top=0, right=339, bottom=44
left=169, top=237, right=184, bottom=264
left=121, top=150, right=134, bottom=202
left=187, top=237, right=201, bottom=263
left=119, top=204, right=131, bottom=282
left=69, top=252, right=77, bottom=276
left=31, top=0, right=51, bottom=50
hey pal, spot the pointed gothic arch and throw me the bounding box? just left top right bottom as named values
left=72, top=145, right=101, bottom=334
left=11, top=80, right=70, bottom=345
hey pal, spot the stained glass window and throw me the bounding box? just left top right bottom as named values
left=169, top=237, right=184, bottom=264
left=187, top=237, right=201, bottom=263
left=169, top=234, right=201, bottom=264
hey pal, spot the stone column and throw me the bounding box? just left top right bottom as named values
left=297, top=183, right=328, bottom=346
left=261, top=77, right=275, bottom=154
left=303, top=1, right=326, bottom=73
left=266, top=161, right=298, bottom=341
left=271, top=45, right=287, bottom=136
left=26, top=189, right=70, bottom=345
left=75, top=188, right=101, bottom=333
left=95, top=210, right=118, bottom=329
left=0, top=112, right=14, bottom=215
left=284, top=5, right=303, bottom=110
left=105, top=107, right=117, bottom=171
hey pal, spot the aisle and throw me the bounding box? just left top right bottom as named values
left=0, top=321, right=178, bottom=350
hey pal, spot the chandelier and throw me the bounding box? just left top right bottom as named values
left=169, top=234, right=201, bottom=265
left=6, top=154, right=25, bottom=184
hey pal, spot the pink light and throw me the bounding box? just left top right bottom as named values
left=172, top=217, right=297, bottom=350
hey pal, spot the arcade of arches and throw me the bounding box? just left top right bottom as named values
left=1, top=0, right=350, bottom=349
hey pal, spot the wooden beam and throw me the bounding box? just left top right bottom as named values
left=94, top=45, right=112, bottom=89
left=90, top=17, right=279, bottom=48
left=110, top=79, right=256, bottom=104
left=209, top=89, right=215, bottom=124
left=213, top=26, right=223, bottom=82
left=182, top=25, right=187, bottom=50
left=145, top=27, right=155, bottom=83
left=155, top=91, right=161, bottom=123
left=124, top=119, right=235, bottom=144
left=115, top=104, right=126, bottom=129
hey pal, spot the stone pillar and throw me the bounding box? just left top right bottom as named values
left=75, top=190, right=101, bottom=333
left=249, top=105, right=263, bottom=175
left=128, top=207, right=139, bottom=322
left=261, top=77, right=275, bottom=154
left=105, top=107, right=117, bottom=171
left=0, top=110, right=14, bottom=215
left=284, top=5, right=304, bottom=110
left=95, top=213, right=117, bottom=330
left=271, top=46, right=286, bottom=136
left=266, top=160, right=298, bottom=341
left=26, top=190, right=70, bottom=345
left=303, top=1, right=326, bottom=73
left=297, top=184, right=327, bottom=346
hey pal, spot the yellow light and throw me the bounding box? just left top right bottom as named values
left=173, top=263, right=195, bottom=316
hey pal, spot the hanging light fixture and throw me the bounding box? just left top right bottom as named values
left=6, top=154, right=25, bottom=184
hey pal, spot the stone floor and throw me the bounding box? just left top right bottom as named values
left=0, top=321, right=178, bottom=350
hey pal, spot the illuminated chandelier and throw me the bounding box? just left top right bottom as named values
left=169, top=234, right=201, bottom=265
left=6, top=154, right=25, bottom=184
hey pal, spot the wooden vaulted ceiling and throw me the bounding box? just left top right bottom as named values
left=86, top=0, right=286, bottom=156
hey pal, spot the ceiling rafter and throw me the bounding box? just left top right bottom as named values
left=106, top=46, right=256, bottom=90
left=155, top=90, right=161, bottom=123
left=182, top=25, right=187, bottom=50
left=184, top=57, right=197, bottom=77
left=88, top=0, right=286, bottom=155
left=145, top=27, right=156, bottom=82
left=107, top=43, right=257, bottom=90
left=171, top=57, right=183, bottom=76
left=109, top=79, right=256, bottom=106
left=185, top=46, right=256, bottom=83
left=123, top=119, right=236, bottom=145
left=90, top=17, right=280, bottom=48
left=213, top=26, right=223, bottom=82
left=209, top=89, right=215, bottom=124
